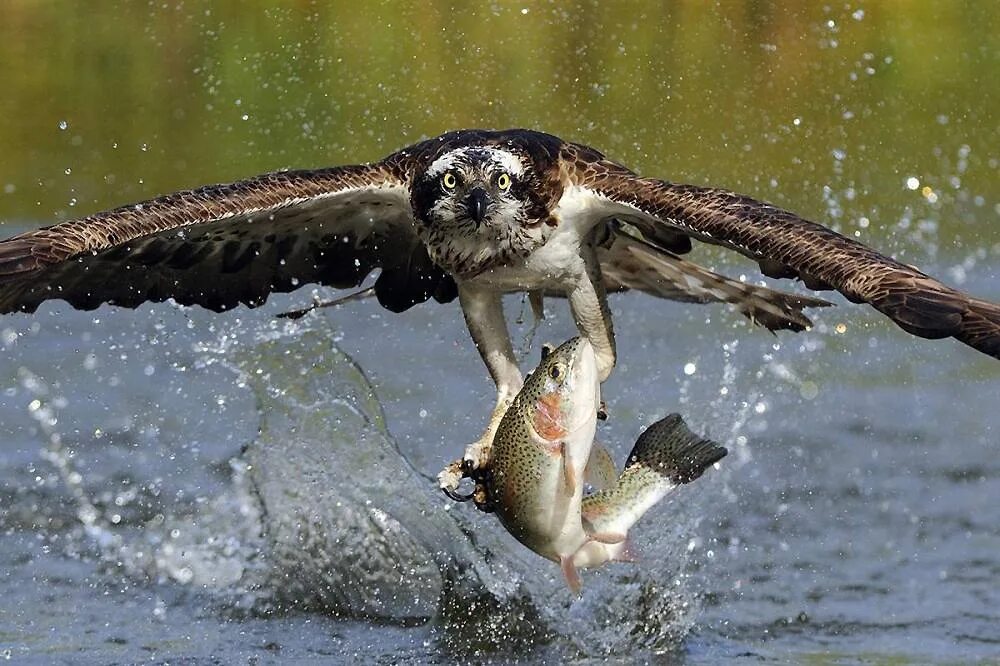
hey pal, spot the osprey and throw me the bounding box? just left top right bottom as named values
left=1, top=129, right=997, bottom=495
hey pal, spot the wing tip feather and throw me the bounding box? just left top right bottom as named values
left=0, top=238, right=44, bottom=279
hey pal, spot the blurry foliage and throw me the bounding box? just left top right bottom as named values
left=0, top=1, right=997, bottom=250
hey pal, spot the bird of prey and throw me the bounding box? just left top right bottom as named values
left=1, top=128, right=998, bottom=496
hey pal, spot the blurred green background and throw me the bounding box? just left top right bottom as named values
left=1, top=1, right=997, bottom=254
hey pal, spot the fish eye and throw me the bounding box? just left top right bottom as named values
left=548, top=362, right=566, bottom=381
left=497, top=173, right=512, bottom=191
left=442, top=172, right=458, bottom=189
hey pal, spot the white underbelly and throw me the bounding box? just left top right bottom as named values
left=464, top=225, right=589, bottom=292
left=464, top=265, right=568, bottom=293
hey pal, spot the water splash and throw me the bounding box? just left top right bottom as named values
left=27, top=320, right=717, bottom=657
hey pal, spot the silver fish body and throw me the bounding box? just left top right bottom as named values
left=485, top=337, right=727, bottom=592
left=486, top=336, right=600, bottom=584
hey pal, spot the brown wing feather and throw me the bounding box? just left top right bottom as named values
left=563, top=144, right=1000, bottom=359
left=595, top=229, right=832, bottom=332
left=0, top=160, right=456, bottom=315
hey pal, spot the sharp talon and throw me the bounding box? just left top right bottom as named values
left=472, top=483, right=494, bottom=513
left=442, top=486, right=476, bottom=503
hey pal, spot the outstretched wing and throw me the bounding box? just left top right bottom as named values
left=563, top=145, right=1000, bottom=360
left=594, top=227, right=832, bottom=332
left=0, top=161, right=456, bottom=315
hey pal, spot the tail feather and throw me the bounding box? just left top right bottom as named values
left=596, top=233, right=832, bottom=332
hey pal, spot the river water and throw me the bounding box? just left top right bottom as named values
left=0, top=260, right=997, bottom=663
left=1, top=2, right=999, bottom=663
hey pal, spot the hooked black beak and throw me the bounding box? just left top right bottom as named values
left=465, top=188, right=490, bottom=224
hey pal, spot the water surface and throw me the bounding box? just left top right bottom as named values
left=1, top=2, right=998, bottom=663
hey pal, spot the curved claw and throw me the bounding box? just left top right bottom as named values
left=439, top=457, right=494, bottom=508
left=442, top=485, right=476, bottom=503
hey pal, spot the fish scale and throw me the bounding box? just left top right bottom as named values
left=485, top=339, right=728, bottom=592
left=487, top=337, right=599, bottom=566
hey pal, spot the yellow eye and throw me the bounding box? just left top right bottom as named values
left=548, top=362, right=566, bottom=381
left=497, top=173, right=512, bottom=191
left=442, top=172, right=457, bottom=189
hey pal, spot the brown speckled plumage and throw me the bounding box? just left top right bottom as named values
left=558, top=141, right=1000, bottom=357
left=1, top=128, right=997, bottom=360
left=0, top=162, right=455, bottom=314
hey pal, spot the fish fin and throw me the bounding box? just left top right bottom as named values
left=588, top=531, right=627, bottom=545
left=613, top=538, right=638, bottom=563
left=584, top=443, right=617, bottom=490
left=579, top=416, right=726, bottom=539
left=560, top=555, right=582, bottom=594
left=627, top=414, right=727, bottom=485
left=561, top=442, right=577, bottom=495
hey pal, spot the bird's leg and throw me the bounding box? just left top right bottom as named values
left=438, top=284, right=523, bottom=497
left=569, top=247, right=617, bottom=383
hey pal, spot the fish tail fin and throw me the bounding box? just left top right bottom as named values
left=579, top=415, right=725, bottom=542
left=613, top=537, right=638, bottom=563
left=560, top=555, right=582, bottom=594
left=626, top=413, right=727, bottom=485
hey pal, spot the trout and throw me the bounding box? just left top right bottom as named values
left=485, top=337, right=727, bottom=593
